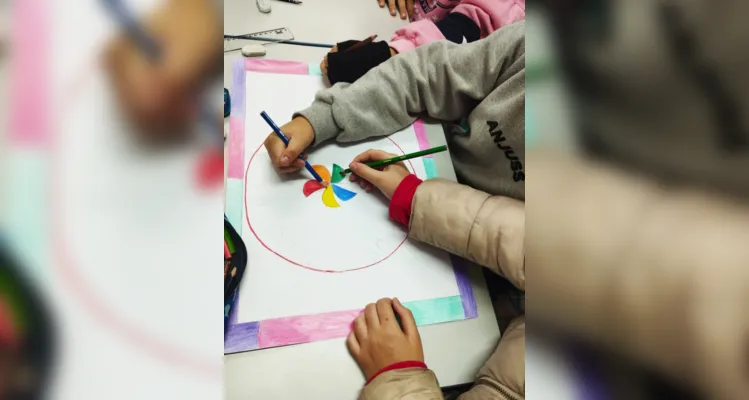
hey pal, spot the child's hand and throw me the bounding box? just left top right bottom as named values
left=378, top=0, right=414, bottom=20
left=263, top=117, right=315, bottom=173
left=347, top=298, right=424, bottom=381
left=349, top=150, right=410, bottom=199
left=104, top=0, right=221, bottom=136
left=319, top=43, right=340, bottom=77
left=320, top=42, right=397, bottom=83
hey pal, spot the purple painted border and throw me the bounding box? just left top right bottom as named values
left=224, top=321, right=259, bottom=353
left=231, top=59, right=246, bottom=116
left=227, top=59, right=246, bottom=179
left=450, top=254, right=478, bottom=318
left=570, top=344, right=609, bottom=400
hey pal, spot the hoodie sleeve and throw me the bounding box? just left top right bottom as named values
left=295, top=21, right=524, bottom=146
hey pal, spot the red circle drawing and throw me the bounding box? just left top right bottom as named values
left=51, top=60, right=221, bottom=380
left=244, top=138, right=415, bottom=273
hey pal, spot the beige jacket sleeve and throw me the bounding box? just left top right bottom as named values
left=359, top=369, right=443, bottom=400
left=357, top=179, right=526, bottom=400
left=409, top=179, right=526, bottom=290
left=528, top=150, right=749, bottom=400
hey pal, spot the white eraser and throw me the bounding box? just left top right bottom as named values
left=241, top=44, right=266, bottom=57
left=256, top=0, right=271, bottom=13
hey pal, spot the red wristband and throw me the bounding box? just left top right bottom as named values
left=388, top=174, right=423, bottom=227
left=365, top=360, right=428, bottom=386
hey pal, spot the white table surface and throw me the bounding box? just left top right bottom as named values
left=223, top=1, right=500, bottom=399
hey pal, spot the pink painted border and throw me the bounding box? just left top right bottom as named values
left=227, top=117, right=245, bottom=179
left=412, top=120, right=432, bottom=157
left=245, top=59, right=310, bottom=75
left=258, top=309, right=361, bottom=348
left=9, top=0, right=48, bottom=146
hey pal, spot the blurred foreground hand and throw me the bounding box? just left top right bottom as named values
left=104, top=0, right=221, bottom=136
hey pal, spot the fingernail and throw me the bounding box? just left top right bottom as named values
left=281, top=155, right=289, bottom=165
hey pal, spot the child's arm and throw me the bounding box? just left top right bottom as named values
left=409, top=179, right=525, bottom=290
left=295, top=21, right=524, bottom=146
left=348, top=152, right=524, bottom=290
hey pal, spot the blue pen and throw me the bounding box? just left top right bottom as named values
left=259, top=111, right=324, bottom=183
left=101, top=0, right=222, bottom=147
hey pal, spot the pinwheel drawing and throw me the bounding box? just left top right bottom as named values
left=302, top=164, right=357, bottom=208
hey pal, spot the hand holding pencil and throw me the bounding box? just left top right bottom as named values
left=347, top=149, right=412, bottom=199
left=263, top=116, right=317, bottom=174
left=104, top=0, right=221, bottom=135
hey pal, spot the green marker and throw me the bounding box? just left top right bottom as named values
left=338, top=145, right=448, bottom=177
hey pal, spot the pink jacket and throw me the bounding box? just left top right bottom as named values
left=390, top=0, right=526, bottom=54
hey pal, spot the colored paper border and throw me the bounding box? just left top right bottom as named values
left=412, top=120, right=432, bottom=157
left=411, top=121, right=439, bottom=180
left=422, top=158, right=437, bottom=179
left=225, top=295, right=465, bottom=353
left=450, top=255, right=478, bottom=318
left=225, top=179, right=244, bottom=234
left=308, top=63, right=323, bottom=76
left=227, top=59, right=246, bottom=179
left=9, top=0, right=48, bottom=147
left=225, top=60, right=477, bottom=354
left=245, top=59, right=310, bottom=75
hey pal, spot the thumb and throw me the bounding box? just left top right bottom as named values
left=350, top=162, right=384, bottom=185
left=280, top=136, right=307, bottom=166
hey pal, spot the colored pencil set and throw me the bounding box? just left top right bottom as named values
left=225, top=227, right=237, bottom=287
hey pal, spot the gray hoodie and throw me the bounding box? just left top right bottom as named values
left=296, top=21, right=525, bottom=200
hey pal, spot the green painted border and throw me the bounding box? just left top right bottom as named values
left=308, top=63, right=323, bottom=76
left=7, top=151, right=47, bottom=278
left=225, top=178, right=244, bottom=234
left=422, top=157, right=438, bottom=179
left=405, top=295, right=465, bottom=325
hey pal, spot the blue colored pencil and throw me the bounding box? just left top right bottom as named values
left=102, top=0, right=161, bottom=59
left=259, top=111, right=324, bottom=183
